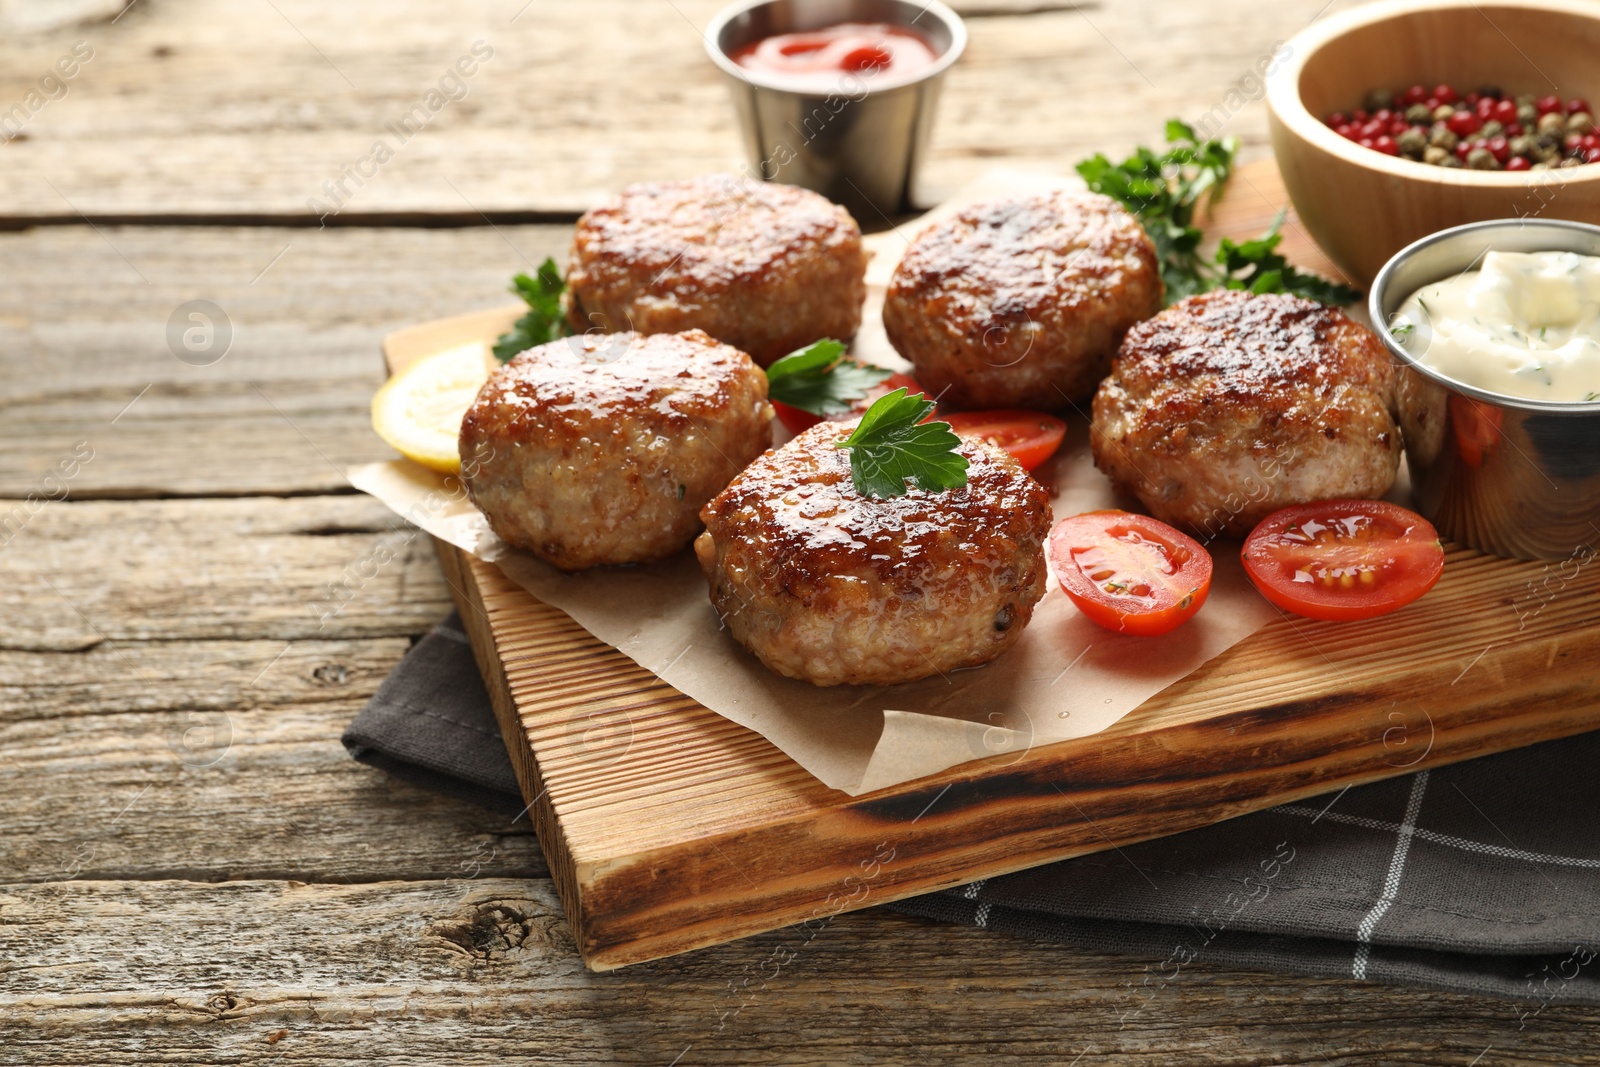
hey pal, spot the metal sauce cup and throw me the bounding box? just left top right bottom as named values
left=1369, top=219, right=1600, bottom=561
left=704, top=0, right=966, bottom=223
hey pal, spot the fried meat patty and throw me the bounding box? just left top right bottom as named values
left=696, top=422, right=1053, bottom=687
left=1091, top=290, right=1401, bottom=538
left=565, top=174, right=867, bottom=366
left=883, top=190, right=1162, bottom=409
left=461, top=329, right=772, bottom=570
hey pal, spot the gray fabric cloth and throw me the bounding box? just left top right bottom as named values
left=345, top=613, right=1600, bottom=1007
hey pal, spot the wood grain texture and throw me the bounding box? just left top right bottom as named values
left=5, top=878, right=1598, bottom=1067
left=0, top=223, right=570, bottom=498
left=392, top=160, right=1600, bottom=971
left=0, top=0, right=1373, bottom=220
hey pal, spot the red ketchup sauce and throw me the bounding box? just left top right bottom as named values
left=729, top=23, right=938, bottom=90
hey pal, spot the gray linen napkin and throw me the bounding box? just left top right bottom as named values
left=345, top=613, right=1600, bottom=1008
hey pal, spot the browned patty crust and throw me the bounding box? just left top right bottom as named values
left=460, top=329, right=772, bottom=571
left=1091, top=290, right=1401, bottom=538
left=565, top=174, right=867, bottom=367
left=696, top=422, right=1053, bottom=687
left=883, top=189, right=1162, bottom=409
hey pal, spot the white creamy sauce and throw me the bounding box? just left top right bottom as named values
left=1392, top=250, right=1600, bottom=403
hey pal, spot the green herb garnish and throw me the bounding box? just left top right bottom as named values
left=1215, top=212, right=1360, bottom=305
left=765, top=339, right=892, bottom=416
left=835, top=388, right=968, bottom=498
left=1077, top=119, right=1358, bottom=306
left=1391, top=320, right=1415, bottom=341
left=493, top=258, right=571, bottom=362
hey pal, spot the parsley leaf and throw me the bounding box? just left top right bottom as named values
left=765, top=339, right=892, bottom=416
left=1077, top=121, right=1357, bottom=307
left=493, top=258, right=571, bottom=362
left=1078, top=119, right=1235, bottom=303
left=1215, top=211, right=1360, bottom=306
left=835, top=388, right=969, bottom=498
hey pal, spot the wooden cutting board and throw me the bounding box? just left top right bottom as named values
left=382, top=158, right=1600, bottom=971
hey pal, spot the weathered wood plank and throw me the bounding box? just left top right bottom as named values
left=0, top=0, right=1352, bottom=219
left=3, top=878, right=1595, bottom=1066
left=0, top=496, right=451, bottom=646
left=0, top=619, right=548, bottom=883
left=0, top=224, right=570, bottom=497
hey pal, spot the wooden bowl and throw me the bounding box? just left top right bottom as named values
left=1266, top=0, right=1600, bottom=286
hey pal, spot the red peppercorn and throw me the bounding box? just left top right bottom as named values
left=1358, top=137, right=1375, bottom=150
left=1403, top=84, right=1429, bottom=105
left=1586, top=147, right=1600, bottom=164
left=1352, top=108, right=1370, bottom=123
left=1505, top=156, right=1531, bottom=171
left=1565, top=132, right=1584, bottom=151
left=1373, top=108, right=1393, bottom=124
left=1390, top=118, right=1409, bottom=135
left=1536, top=95, right=1564, bottom=115
left=1361, top=119, right=1385, bottom=139
left=1475, top=97, right=1496, bottom=118
left=1465, top=91, right=1481, bottom=106
left=1372, top=135, right=1399, bottom=156
left=1434, top=84, right=1458, bottom=105
left=1568, top=98, right=1592, bottom=116
left=1336, top=123, right=1358, bottom=140
left=1583, top=133, right=1600, bottom=151
left=1505, top=122, right=1524, bottom=138
left=1492, top=99, right=1518, bottom=125
left=1454, top=140, right=1472, bottom=160
left=1447, top=110, right=1483, bottom=136
left=1424, top=96, right=1440, bottom=110
left=1327, top=111, right=1349, bottom=127
left=1485, top=135, right=1510, bottom=163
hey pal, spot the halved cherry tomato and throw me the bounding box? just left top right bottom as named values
left=1047, top=511, right=1213, bottom=636
left=772, top=371, right=922, bottom=435
left=1241, top=500, right=1444, bottom=622
left=941, top=410, right=1068, bottom=472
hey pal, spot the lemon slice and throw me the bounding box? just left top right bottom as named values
left=371, top=342, right=494, bottom=473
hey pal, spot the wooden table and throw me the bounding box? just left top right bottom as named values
left=3, top=1, right=1597, bottom=1062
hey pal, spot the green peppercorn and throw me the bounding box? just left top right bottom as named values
left=1364, top=89, right=1394, bottom=112
left=1429, top=124, right=1459, bottom=150
left=1481, top=120, right=1505, bottom=139
left=1538, top=112, right=1567, bottom=137
left=1466, top=147, right=1500, bottom=170
left=1516, top=93, right=1537, bottom=108
left=1397, top=128, right=1428, bottom=158
left=1518, top=104, right=1538, bottom=126
left=1570, top=111, right=1595, bottom=135
left=1404, top=103, right=1433, bottom=125
left=1559, top=157, right=1583, bottom=169
left=1433, top=104, right=1456, bottom=123
left=1423, top=145, right=1450, bottom=165
left=1510, top=135, right=1536, bottom=159
left=1439, top=154, right=1464, bottom=168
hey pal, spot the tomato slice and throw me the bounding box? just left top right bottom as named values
left=1241, top=500, right=1444, bottom=622
left=941, top=410, right=1068, bottom=472
left=1047, top=511, right=1213, bottom=636
left=772, top=371, right=922, bottom=435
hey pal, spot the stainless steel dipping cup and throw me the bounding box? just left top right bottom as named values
left=704, top=0, right=966, bottom=222
left=1369, top=219, right=1600, bottom=561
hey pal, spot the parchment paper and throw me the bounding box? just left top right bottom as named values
left=349, top=169, right=1280, bottom=796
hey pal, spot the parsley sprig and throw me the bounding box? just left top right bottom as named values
left=1077, top=119, right=1358, bottom=306
left=493, top=258, right=572, bottom=362
left=836, top=388, right=968, bottom=498
left=764, top=339, right=892, bottom=416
